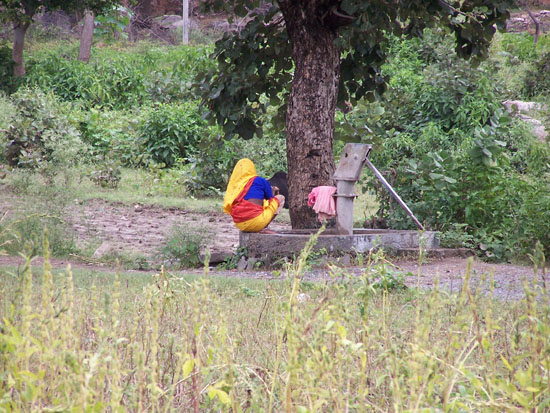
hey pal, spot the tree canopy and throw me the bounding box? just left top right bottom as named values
left=1, top=0, right=119, bottom=75
left=199, top=0, right=512, bottom=139
left=198, top=0, right=513, bottom=229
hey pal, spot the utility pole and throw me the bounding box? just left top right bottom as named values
left=182, top=0, right=189, bottom=44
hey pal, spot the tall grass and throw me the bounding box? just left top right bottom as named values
left=1, top=230, right=549, bottom=411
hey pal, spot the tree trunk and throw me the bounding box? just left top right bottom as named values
left=279, top=3, right=340, bottom=229
left=525, top=7, right=540, bottom=44
left=78, top=10, right=95, bottom=63
left=182, top=0, right=189, bottom=44
left=12, top=21, right=31, bottom=77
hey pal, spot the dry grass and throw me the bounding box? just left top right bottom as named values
left=1, top=230, right=549, bottom=411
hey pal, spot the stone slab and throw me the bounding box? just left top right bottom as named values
left=240, top=229, right=440, bottom=258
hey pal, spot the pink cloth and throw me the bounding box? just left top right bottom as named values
left=308, top=186, right=337, bottom=222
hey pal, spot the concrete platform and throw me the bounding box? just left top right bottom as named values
left=240, top=229, right=440, bottom=258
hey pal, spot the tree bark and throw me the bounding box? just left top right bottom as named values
left=525, top=7, right=540, bottom=44
left=279, top=2, right=340, bottom=229
left=78, top=10, right=95, bottom=63
left=12, top=20, right=31, bottom=77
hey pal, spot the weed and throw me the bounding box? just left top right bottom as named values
left=1, top=233, right=550, bottom=410
left=219, top=247, right=248, bottom=270
left=158, top=223, right=212, bottom=268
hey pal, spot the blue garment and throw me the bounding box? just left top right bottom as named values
left=244, top=176, right=273, bottom=200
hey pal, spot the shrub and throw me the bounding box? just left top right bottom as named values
left=1, top=87, right=88, bottom=177
left=345, top=30, right=550, bottom=259
left=25, top=53, right=148, bottom=109
left=181, top=130, right=287, bottom=196
left=24, top=44, right=213, bottom=108
left=89, top=157, right=122, bottom=188
left=0, top=93, right=16, bottom=164
left=76, top=107, right=147, bottom=166
left=138, top=102, right=208, bottom=168
left=158, top=224, right=212, bottom=268
left=0, top=42, right=17, bottom=95
left=499, top=32, right=550, bottom=63
left=182, top=136, right=242, bottom=196
left=523, top=51, right=550, bottom=98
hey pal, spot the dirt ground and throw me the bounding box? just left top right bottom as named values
left=1, top=10, right=549, bottom=297
left=1, top=192, right=547, bottom=301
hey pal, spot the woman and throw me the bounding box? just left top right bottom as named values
left=223, top=159, right=285, bottom=232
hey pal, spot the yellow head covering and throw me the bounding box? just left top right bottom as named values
left=223, top=158, right=257, bottom=214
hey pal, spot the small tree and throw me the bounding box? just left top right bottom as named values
left=0, top=0, right=119, bottom=76
left=198, top=0, right=513, bottom=229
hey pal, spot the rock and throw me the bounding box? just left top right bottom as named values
left=154, top=14, right=181, bottom=27
left=519, top=115, right=548, bottom=142
left=202, top=251, right=232, bottom=265
left=339, top=254, right=352, bottom=267
left=92, top=241, right=114, bottom=259
left=237, top=256, right=248, bottom=272
left=503, top=100, right=544, bottom=114
left=134, top=204, right=143, bottom=212
left=503, top=100, right=548, bottom=142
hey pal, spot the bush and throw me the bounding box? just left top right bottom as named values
left=76, top=107, right=147, bottom=166
left=0, top=93, right=16, bottom=163
left=25, top=53, right=147, bottom=109
left=344, top=30, right=550, bottom=260
left=499, top=32, right=550, bottom=63
left=0, top=42, right=17, bottom=95
left=523, top=51, right=550, bottom=98
left=2, top=87, right=88, bottom=177
left=0, top=216, right=78, bottom=257
left=24, top=44, right=213, bottom=109
left=182, top=130, right=287, bottom=196
left=139, top=102, right=209, bottom=168
left=158, top=224, right=212, bottom=268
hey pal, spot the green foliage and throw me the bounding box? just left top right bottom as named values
left=138, top=102, right=209, bottom=168
left=24, top=44, right=213, bottom=109
left=439, top=223, right=477, bottom=249
left=199, top=1, right=512, bottom=139
left=0, top=93, right=15, bottom=163
left=0, top=215, right=78, bottom=257
left=219, top=247, right=248, bottom=270
left=1, top=87, right=88, bottom=175
left=76, top=107, right=146, bottom=166
left=0, top=42, right=17, bottom=94
left=182, top=136, right=241, bottom=196
left=348, top=30, right=550, bottom=260
left=523, top=51, right=550, bottom=98
left=499, top=32, right=550, bottom=63
left=158, top=224, right=211, bottom=268
left=94, top=5, right=132, bottom=42
left=25, top=53, right=148, bottom=109
left=89, top=157, right=122, bottom=188
left=183, top=130, right=287, bottom=196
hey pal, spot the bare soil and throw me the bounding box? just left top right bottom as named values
left=1, top=191, right=547, bottom=301
left=507, top=9, right=550, bottom=34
